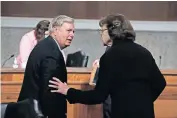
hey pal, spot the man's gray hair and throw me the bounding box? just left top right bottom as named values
left=49, top=15, right=74, bottom=32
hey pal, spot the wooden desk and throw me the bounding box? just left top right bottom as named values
left=1, top=68, right=177, bottom=118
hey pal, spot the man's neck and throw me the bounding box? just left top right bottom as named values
left=50, top=35, right=63, bottom=50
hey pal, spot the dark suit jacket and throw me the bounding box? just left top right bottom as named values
left=66, top=39, right=166, bottom=118
left=18, top=36, right=67, bottom=118
left=103, top=46, right=111, bottom=118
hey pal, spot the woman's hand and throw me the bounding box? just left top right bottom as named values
left=48, top=77, right=69, bottom=95
left=92, top=59, right=100, bottom=67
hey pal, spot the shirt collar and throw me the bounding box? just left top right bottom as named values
left=53, top=38, right=62, bottom=51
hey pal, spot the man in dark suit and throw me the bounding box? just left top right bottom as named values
left=49, top=14, right=166, bottom=118
left=17, top=15, right=75, bottom=118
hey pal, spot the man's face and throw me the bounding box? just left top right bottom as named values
left=100, top=25, right=111, bottom=46
left=54, top=22, right=75, bottom=49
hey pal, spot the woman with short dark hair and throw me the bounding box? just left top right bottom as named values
left=99, top=14, right=135, bottom=41
left=49, top=14, right=166, bottom=118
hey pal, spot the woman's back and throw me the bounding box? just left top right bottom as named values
left=103, top=39, right=163, bottom=118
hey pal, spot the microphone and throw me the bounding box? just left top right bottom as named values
left=2, top=54, right=15, bottom=67
left=159, top=56, right=162, bottom=68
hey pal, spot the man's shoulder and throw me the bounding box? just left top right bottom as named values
left=39, top=36, right=54, bottom=45
left=35, top=38, right=55, bottom=51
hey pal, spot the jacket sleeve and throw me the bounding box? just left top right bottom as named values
left=40, top=55, right=59, bottom=93
left=40, top=53, right=66, bottom=115
left=66, top=55, right=113, bottom=104
left=150, top=58, right=166, bottom=101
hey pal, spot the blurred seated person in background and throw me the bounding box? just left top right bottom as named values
left=16, top=20, right=50, bottom=68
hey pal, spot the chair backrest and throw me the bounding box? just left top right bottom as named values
left=66, top=51, right=89, bottom=67
left=1, top=103, right=8, bottom=118
left=3, top=99, right=46, bottom=118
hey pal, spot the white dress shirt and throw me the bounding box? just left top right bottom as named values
left=53, top=39, right=66, bottom=63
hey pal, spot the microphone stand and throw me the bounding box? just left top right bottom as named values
left=1, top=54, right=15, bottom=67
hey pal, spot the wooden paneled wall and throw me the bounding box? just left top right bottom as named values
left=1, top=68, right=177, bottom=118
left=1, top=1, right=177, bottom=21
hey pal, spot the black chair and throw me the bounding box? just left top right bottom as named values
left=66, top=51, right=89, bottom=67
left=1, top=99, right=45, bottom=118
left=1, top=103, right=8, bottom=118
